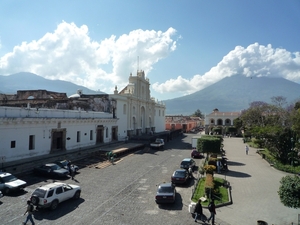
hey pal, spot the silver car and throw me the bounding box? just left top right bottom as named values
left=0, top=172, right=27, bottom=195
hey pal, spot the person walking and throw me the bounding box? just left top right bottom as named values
left=67, top=160, right=75, bottom=179
left=194, top=199, right=204, bottom=222
left=245, top=145, right=249, bottom=155
left=207, top=200, right=216, bottom=224
left=23, top=200, right=35, bottom=225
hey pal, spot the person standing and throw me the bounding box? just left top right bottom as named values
left=23, top=200, right=35, bottom=225
left=188, top=167, right=194, bottom=179
left=245, top=145, right=249, bottom=155
left=207, top=200, right=216, bottom=224
left=194, top=199, right=204, bottom=222
left=67, top=160, right=74, bottom=179
left=216, top=160, right=221, bottom=173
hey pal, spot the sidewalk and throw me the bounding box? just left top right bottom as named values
left=215, top=137, right=299, bottom=225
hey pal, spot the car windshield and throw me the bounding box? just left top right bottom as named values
left=32, top=188, right=46, bottom=198
left=2, top=175, right=17, bottom=183
left=174, top=171, right=186, bottom=177
left=158, top=186, right=173, bottom=193
left=51, top=164, right=62, bottom=170
left=56, top=161, right=66, bottom=167
left=181, top=161, right=190, bottom=166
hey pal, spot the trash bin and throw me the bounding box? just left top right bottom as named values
left=262, top=153, right=265, bottom=159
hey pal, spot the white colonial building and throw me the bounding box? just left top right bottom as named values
left=0, top=70, right=166, bottom=163
left=205, top=108, right=241, bottom=134
left=110, top=70, right=166, bottom=140
left=0, top=107, right=117, bottom=163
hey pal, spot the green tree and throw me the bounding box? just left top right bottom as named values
left=278, top=175, right=300, bottom=208
left=233, top=117, right=243, bottom=131
left=191, top=109, right=204, bottom=118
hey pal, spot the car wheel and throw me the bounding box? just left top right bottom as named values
left=73, top=190, right=81, bottom=199
left=50, top=200, right=59, bottom=211
left=31, top=195, right=40, bottom=205
left=75, top=168, right=79, bottom=173
left=3, top=188, right=10, bottom=195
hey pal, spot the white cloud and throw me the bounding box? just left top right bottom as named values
left=153, top=43, right=300, bottom=95
left=0, top=21, right=177, bottom=94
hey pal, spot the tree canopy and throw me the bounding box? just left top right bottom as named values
left=278, top=175, right=300, bottom=208
left=191, top=109, right=204, bottom=118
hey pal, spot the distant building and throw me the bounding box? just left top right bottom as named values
left=0, top=70, right=165, bottom=163
left=205, top=108, right=241, bottom=135
left=165, top=115, right=203, bottom=133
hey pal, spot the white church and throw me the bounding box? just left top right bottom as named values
left=0, top=70, right=166, bottom=163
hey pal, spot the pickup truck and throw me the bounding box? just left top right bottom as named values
left=150, top=138, right=164, bottom=149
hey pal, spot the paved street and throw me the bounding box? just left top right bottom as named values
left=1, top=134, right=299, bottom=225
left=215, top=137, right=299, bottom=225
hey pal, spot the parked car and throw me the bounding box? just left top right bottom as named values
left=55, top=160, right=79, bottom=173
left=0, top=190, right=3, bottom=198
left=155, top=182, right=176, bottom=204
left=150, top=138, right=165, bottom=149
left=0, top=172, right=27, bottom=195
left=191, top=149, right=204, bottom=159
left=171, top=169, right=189, bottom=185
left=180, top=158, right=196, bottom=171
left=33, top=163, right=69, bottom=178
left=30, top=182, right=81, bottom=210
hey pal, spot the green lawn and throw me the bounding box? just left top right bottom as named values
left=191, top=176, right=229, bottom=206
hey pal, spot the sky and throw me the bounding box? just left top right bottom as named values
left=0, top=0, right=300, bottom=101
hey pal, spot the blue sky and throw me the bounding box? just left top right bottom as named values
left=0, top=0, right=300, bottom=100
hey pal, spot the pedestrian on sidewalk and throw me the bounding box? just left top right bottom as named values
left=23, top=200, right=35, bottom=225
left=207, top=200, right=216, bottom=224
left=245, top=145, right=249, bottom=155
left=216, top=160, right=221, bottom=173
left=194, top=199, right=204, bottom=222
left=188, top=167, right=194, bottom=179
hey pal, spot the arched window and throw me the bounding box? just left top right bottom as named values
left=106, top=128, right=108, bottom=138
left=225, top=119, right=231, bottom=126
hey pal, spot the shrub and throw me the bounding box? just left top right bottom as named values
left=204, top=165, right=216, bottom=174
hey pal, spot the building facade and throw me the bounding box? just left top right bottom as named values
left=165, top=115, right=203, bottom=133
left=205, top=108, right=241, bottom=135
left=0, top=70, right=165, bottom=163
left=110, top=70, right=166, bottom=140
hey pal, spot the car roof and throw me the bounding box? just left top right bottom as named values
left=45, top=163, right=57, bottom=166
left=37, top=182, right=65, bottom=189
left=174, top=169, right=186, bottom=172
left=182, top=158, right=193, bottom=162
left=158, top=182, right=173, bottom=187
left=0, top=172, right=12, bottom=177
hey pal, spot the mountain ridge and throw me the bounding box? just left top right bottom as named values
left=1, top=72, right=299, bottom=115
left=164, top=75, right=300, bottom=115
left=0, top=72, right=105, bottom=96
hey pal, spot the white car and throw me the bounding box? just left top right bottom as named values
left=30, top=182, right=81, bottom=210
left=0, top=172, right=27, bottom=195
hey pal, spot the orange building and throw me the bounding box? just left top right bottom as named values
left=165, top=115, right=203, bottom=133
